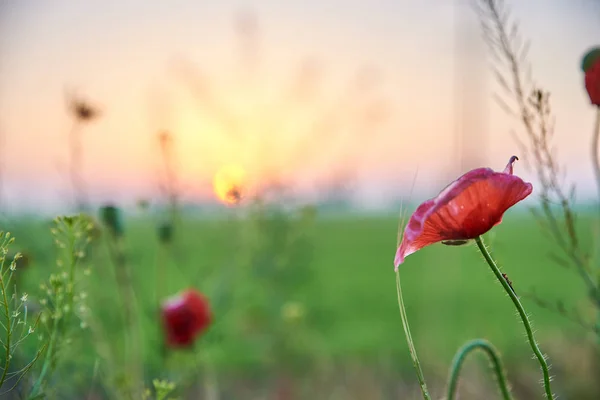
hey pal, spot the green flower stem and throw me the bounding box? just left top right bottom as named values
left=592, top=107, right=600, bottom=338
left=590, top=107, right=600, bottom=212
left=474, top=236, right=554, bottom=399
left=447, top=339, right=513, bottom=400
left=395, top=269, right=431, bottom=400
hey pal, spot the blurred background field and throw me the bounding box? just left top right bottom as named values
left=4, top=208, right=599, bottom=399
left=1, top=0, right=600, bottom=399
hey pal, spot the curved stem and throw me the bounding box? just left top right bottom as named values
left=475, top=236, right=554, bottom=399
left=447, top=339, right=513, bottom=400
left=395, top=270, right=431, bottom=400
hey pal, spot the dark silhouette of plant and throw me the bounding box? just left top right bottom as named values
left=65, top=92, right=100, bottom=212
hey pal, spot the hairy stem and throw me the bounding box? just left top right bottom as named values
left=447, top=339, right=513, bottom=400
left=592, top=108, right=600, bottom=212
left=593, top=107, right=600, bottom=336
left=395, top=270, right=431, bottom=400
left=475, top=236, right=554, bottom=399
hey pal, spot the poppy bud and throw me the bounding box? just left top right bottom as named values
left=99, top=205, right=124, bottom=238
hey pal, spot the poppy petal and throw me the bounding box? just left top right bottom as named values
left=394, top=157, right=532, bottom=269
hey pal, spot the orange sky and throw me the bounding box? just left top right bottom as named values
left=0, top=0, right=599, bottom=212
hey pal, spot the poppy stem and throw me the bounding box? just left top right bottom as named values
left=395, top=269, right=431, bottom=400
left=446, top=339, right=513, bottom=400
left=590, top=107, right=600, bottom=212
left=474, top=236, right=554, bottom=399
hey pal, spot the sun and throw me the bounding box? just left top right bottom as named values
left=213, top=164, right=247, bottom=205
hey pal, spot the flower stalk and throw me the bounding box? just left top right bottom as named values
left=395, top=269, right=431, bottom=400
left=591, top=108, right=600, bottom=210
left=446, top=339, right=513, bottom=400
left=474, top=236, right=554, bottom=399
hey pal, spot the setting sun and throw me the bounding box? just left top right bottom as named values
left=213, top=164, right=247, bottom=205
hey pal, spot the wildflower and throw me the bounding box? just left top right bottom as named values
left=7, top=252, right=30, bottom=271
left=581, top=47, right=600, bottom=106
left=394, top=156, right=532, bottom=269
left=161, top=289, right=212, bottom=348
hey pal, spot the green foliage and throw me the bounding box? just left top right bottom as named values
left=141, top=379, right=177, bottom=400
left=233, top=200, right=323, bottom=373
left=4, top=212, right=597, bottom=397
left=28, top=215, right=93, bottom=398
left=0, top=232, right=44, bottom=395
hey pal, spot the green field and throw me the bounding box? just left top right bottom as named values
left=3, top=208, right=599, bottom=399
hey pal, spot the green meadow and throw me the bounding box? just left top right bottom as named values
left=4, top=207, right=598, bottom=399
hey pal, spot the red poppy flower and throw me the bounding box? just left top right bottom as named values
left=585, top=59, right=600, bottom=106
left=161, top=289, right=212, bottom=348
left=394, top=156, right=532, bottom=269
left=582, top=47, right=600, bottom=107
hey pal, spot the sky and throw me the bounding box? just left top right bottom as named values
left=0, top=0, right=599, bottom=214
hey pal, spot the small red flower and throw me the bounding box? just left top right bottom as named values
left=585, top=59, right=600, bottom=106
left=394, top=156, right=532, bottom=269
left=582, top=47, right=600, bottom=107
left=161, top=289, right=212, bottom=348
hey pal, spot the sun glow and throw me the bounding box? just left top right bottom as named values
left=213, top=164, right=247, bottom=205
